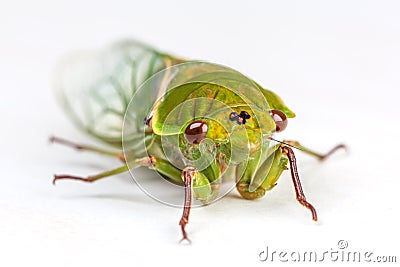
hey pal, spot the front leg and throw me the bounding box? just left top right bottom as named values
left=236, top=145, right=317, bottom=221
left=179, top=167, right=195, bottom=243
left=236, top=146, right=284, bottom=200
left=281, top=145, right=317, bottom=221
left=178, top=165, right=221, bottom=243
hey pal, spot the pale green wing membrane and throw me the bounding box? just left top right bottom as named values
left=259, top=87, right=296, bottom=118
left=54, top=40, right=180, bottom=147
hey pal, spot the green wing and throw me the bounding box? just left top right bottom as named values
left=54, top=40, right=182, bottom=147
left=259, top=87, right=296, bottom=118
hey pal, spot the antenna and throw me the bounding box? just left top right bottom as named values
left=267, top=136, right=303, bottom=151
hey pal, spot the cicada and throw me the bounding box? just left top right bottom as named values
left=51, top=40, right=345, bottom=242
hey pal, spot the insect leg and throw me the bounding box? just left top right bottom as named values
left=283, top=140, right=346, bottom=161
left=147, top=157, right=184, bottom=184
left=191, top=159, right=221, bottom=204
left=236, top=183, right=266, bottom=200
left=236, top=145, right=288, bottom=199
left=281, top=146, right=318, bottom=221
left=53, top=156, right=154, bottom=184
left=236, top=148, right=284, bottom=200
left=179, top=167, right=195, bottom=243
left=50, top=136, right=124, bottom=161
left=235, top=148, right=271, bottom=200
left=205, top=178, right=221, bottom=204
left=53, top=164, right=129, bottom=184
left=192, top=174, right=221, bottom=205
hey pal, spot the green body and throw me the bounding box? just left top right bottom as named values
left=56, top=40, right=296, bottom=203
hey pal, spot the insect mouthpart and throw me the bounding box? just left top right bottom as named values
left=184, top=120, right=208, bottom=144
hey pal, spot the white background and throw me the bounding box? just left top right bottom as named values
left=1, top=0, right=399, bottom=266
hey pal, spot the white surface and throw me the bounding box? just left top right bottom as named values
left=1, top=1, right=399, bottom=266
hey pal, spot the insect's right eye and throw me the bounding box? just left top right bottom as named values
left=269, top=109, right=288, bottom=132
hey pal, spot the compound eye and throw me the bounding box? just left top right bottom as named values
left=184, top=120, right=208, bottom=144
left=269, top=110, right=288, bottom=132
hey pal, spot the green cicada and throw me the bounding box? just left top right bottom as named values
left=52, top=40, right=345, bottom=242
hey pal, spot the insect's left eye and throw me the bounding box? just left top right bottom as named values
left=269, top=109, right=288, bottom=132
left=184, top=120, right=208, bottom=144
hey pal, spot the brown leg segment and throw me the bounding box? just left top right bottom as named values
left=179, top=168, right=195, bottom=243
left=281, top=146, right=318, bottom=221
left=318, top=144, right=347, bottom=161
